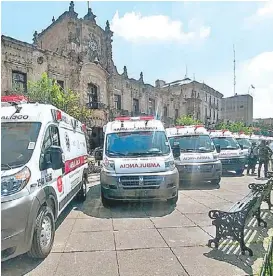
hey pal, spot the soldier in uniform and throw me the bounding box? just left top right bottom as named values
left=257, top=140, right=273, bottom=178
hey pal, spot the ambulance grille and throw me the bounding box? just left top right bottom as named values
left=120, top=175, right=163, bottom=187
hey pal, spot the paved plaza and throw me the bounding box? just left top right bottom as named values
left=2, top=173, right=273, bottom=276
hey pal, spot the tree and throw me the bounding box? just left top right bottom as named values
left=216, top=121, right=252, bottom=135
left=176, top=115, right=202, bottom=126
left=26, top=73, right=93, bottom=123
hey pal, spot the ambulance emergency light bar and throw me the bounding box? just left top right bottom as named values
left=115, top=116, right=154, bottom=121
left=175, top=125, right=204, bottom=130
left=1, top=95, right=28, bottom=103
left=115, top=116, right=155, bottom=128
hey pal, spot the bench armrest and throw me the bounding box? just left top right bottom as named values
left=208, top=210, right=231, bottom=219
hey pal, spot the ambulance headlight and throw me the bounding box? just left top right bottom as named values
left=1, top=167, right=31, bottom=196
left=165, top=159, right=175, bottom=171
left=103, top=158, right=115, bottom=171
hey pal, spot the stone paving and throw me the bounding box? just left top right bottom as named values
left=2, top=173, right=273, bottom=276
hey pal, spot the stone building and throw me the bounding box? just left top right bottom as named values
left=155, top=78, right=223, bottom=125
left=221, top=94, right=253, bottom=126
left=1, top=1, right=223, bottom=148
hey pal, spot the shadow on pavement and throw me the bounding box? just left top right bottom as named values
left=204, top=210, right=273, bottom=275
left=222, top=171, right=244, bottom=177
left=179, top=181, right=220, bottom=191
left=74, top=183, right=176, bottom=219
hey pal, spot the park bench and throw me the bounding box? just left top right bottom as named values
left=207, top=172, right=273, bottom=256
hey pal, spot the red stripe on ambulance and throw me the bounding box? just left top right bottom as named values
left=64, top=155, right=87, bottom=174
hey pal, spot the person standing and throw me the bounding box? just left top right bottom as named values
left=247, top=142, right=258, bottom=175
left=257, top=140, right=273, bottom=178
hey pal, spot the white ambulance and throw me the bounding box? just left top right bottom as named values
left=166, top=125, right=222, bottom=186
left=100, top=116, right=179, bottom=207
left=1, top=96, right=89, bottom=261
left=232, top=132, right=251, bottom=166
left=210, top=130, right=245, bottom=175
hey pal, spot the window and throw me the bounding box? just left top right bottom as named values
left=87, top=83, right=98, bottom=109
left=114, top=94, right=121, bottom=110
left=41, top=125, right=60, bottom=154
left=12, top=71, right=27, bottom=93
left=205, top=94, right=207, bottom=102
left=40, top=125, right=60, bottom=169
left=163, top=106, right=168, bottom=117
left=148, top=98, right=155, bottom=115
left=105, top=131, right=170, bottom=157
left=57, top=80, right=64, bottom=90
left=133, top=98, right=139, bottom=113
left=1, top=122, right=41, bottom=169
left=169, top=135, right=215, bottom=152
left=175, top=109, right=179, bottom=120
left=205, top=107, right=208, bottom=118
left=240, top=105, right=244, bottom=108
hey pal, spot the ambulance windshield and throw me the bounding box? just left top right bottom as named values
left=236, top=138, right=251, bottom=149
left=1, top=122, right=41, bottom=170
left=169, top=135, right=215, bottom=152
left=105, top=131, right=170, bottom=157
left=212, top=137, right=240, bottom=150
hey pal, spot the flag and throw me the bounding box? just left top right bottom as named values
left=251, top=85, right=255, bottom=89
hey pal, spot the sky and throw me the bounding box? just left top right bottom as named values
left=1, top=1, right=273, bottom=118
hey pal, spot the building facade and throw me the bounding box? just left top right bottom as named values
left=1, top=1, right=223, bottom=147
left=220, top=94, right=253, bottom=126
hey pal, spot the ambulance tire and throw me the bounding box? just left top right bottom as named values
left=28, top=205, right=55, bottom=259
left=211, top=177, right=221, bottom=187
left=76, top=178, right=87, bottom=202
left=101, top=191, right=116, bottom=208
left=167, top=194, right=178, bottom=206
left=235, top=168, right=244, bottom=176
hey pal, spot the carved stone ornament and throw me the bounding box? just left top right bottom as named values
left=69, top=1, right=74, bottom=12
left=37, top=56, right=44, bottom=64
left=33, top=31, right=38, bottom=45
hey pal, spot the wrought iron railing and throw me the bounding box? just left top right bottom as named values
left=260, top=236, right=273, bottom=276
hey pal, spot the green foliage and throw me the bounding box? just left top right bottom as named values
left=176, top=115, right=202, bottom=126
left=27, top=73, right=93, bottom=123
left=216, top=121, right=249, bottom=134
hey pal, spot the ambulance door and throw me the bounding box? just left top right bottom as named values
left=58, top=126, right=82, bottom=206
left=39, top=124, right=66, bottom=209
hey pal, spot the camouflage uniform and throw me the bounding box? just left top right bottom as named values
left=257, top=141, right=273, bottom=178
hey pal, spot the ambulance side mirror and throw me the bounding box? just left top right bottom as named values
left=215, top=144, right=221, bottom=153
left=172, top=143, right=180, bottom=158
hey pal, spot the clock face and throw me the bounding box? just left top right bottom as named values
left=89, top=40, right=97, bottom=51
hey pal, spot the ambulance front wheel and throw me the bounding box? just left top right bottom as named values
left=76, top=178, right=87, bottom=202
left=211, top=177, right=221, bottom=187
left=28, top=205, right=55, bottom=259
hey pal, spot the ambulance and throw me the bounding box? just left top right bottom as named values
left=166, top=125, right=222, bottom=186
left=100, top=116, right=179, bottom=206
left=232, top=132, right=251, bottom=166
left=210, top=130, right=245, bottom=175
left=1, top=96, right=89, bottom=261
